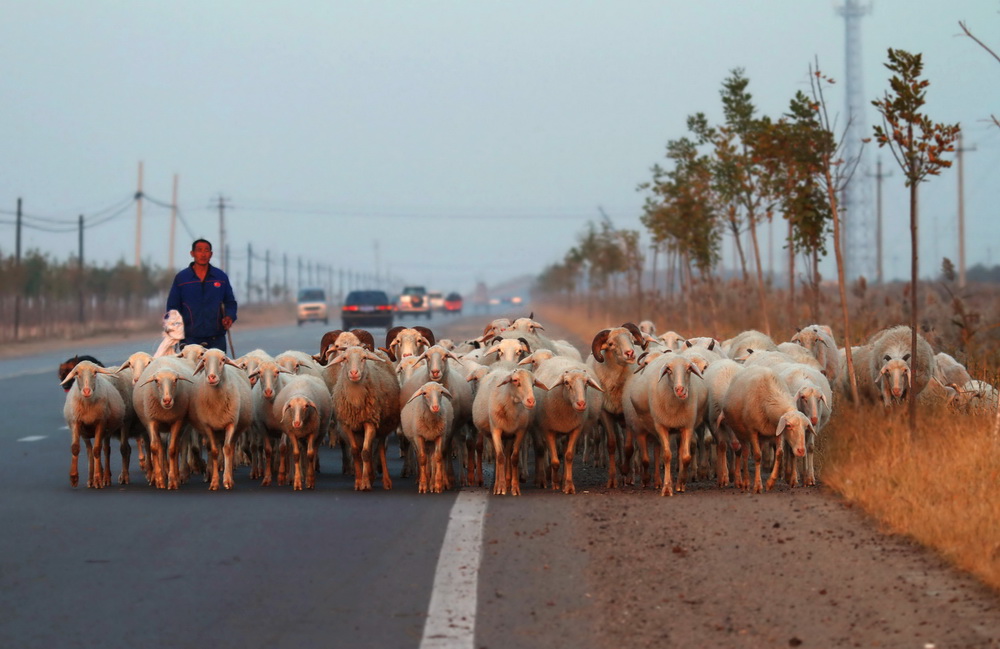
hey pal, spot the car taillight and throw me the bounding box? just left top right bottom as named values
left=342, top=305, right=359, bottom=312
left=376, top=305, right=393, bottom=311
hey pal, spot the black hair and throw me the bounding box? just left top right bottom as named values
left=191, top=238, right=213, bottom=251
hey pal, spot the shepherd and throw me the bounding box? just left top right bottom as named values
left=165, top=238, right=237, bottom=353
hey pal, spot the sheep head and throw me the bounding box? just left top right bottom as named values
left=776, top=411, right=811, bottom=458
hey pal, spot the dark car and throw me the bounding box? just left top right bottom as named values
left=341, top=289, right=394, bottom=329
left=444, top=292, right=463, bottom=314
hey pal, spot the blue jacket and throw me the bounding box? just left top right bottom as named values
left=166, top=264, right=238, bottom=340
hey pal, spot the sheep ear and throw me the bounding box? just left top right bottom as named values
left=247, top=369, right=260, bottom=381
left=193, top=359, right=206, bottom=375
left=60, top=367, right=79, bottom=385
left=138, top=377, right=156, bottom=387
left=902, top=353, right=911, bottom=362
left=533, top=379, right=549, bottom=391
left=820, top=325, right=833, bottom=336
left=688, top=363, right=703, bottom=379
left=517, top=357, right=532, bottom=366
left=776, top=413, right=789, bottom=437
left=532, top=322, right=545, bottom=331
left=176, top=375, right=194, bottom=384
left=446, top=351, right=462, bottom=363
left=405, top=389, right=425, bottom=405
left=281, top=400, right=292, bottom=419
left=707, top=340, right=716, bottom=351
left=498, top=375, right=513, bottom=386
left=587, top=377, right=604, bottom=392
left=440, top=387, right=453, bottom=400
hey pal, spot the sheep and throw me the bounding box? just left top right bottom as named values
left=657, top=331, right=687, bottom=351
left=400, top=345, right=474, bottom=487
left=117, top=351, right=153, bottom=386
left=235, top=348, right=274, bottom=379
left=531, top=358, right=603, bottom=494
left=384, top=326, right=435, bottom=362
left=317, top=328, right=377, bottom=362
left=719, top=365, right=812, bottom=494
left=623, top=352, right=707, bottom=495
left=740, top=349, right=798, bottom=371
left=189, top=348, right=254, bottom=490
left=725, top=329, right=778, bottom=361
left=58, top=354, right=105, bottom=392
left=132, top=356, right=195, bottom=489
left=472, top=366, right=547, bottom=495
left=867, top=325, right=936, bottom=404
left=953, top=379, right=999, bottom=413
left=478, top=318, right=512, bottom=342
left=176, top=343, right=208, bottom=367
left=274, top=374, right=332, bottom=490
left=247, top=359, right=294, bottom=486
left=61, top=361, right=126, bottom=488
left=586, top=322, right=646, bottom=487
left=789, top=324, right=839, bottom=380
left=638, top=320, right=657, bottom=337
left=518, top=349, right=557, bottom=371
left=778, top=364, right=833, bottom=487
left=329, top=345, right=401, bottom=491
left=400, top=381, right=455, bottom=493
left=703, top=359, right=744, bottom=487
left=481, top=336, right=533, bottom=367
left=836, top=345, right=881, bottom=403
left=933, top=352, right=972, bottom=389
left=775, top=342, right=825, bottom=373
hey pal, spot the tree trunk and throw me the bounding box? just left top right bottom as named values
left=811, top=249, right=820, bottom=322
left=825, top=171, right=858, bottom=402
left=909, top=179, right=919, bottom=436
left=747, top=213, right=771, bottom=336
left=728, top=207, right=749, bottom=283
left=787, top=219, right=795, bottom=331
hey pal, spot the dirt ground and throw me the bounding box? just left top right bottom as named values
left=24, top=310, right=1000, bottom=646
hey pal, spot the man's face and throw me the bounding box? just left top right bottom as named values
left=191, top=242, right=213, bottom=266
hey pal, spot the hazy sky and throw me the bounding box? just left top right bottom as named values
left=2, top=1, right=999, bottom=298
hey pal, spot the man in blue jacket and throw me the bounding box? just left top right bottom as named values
left=166, top=239, right=237, bottom=352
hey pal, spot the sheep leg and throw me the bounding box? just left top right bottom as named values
left=491, top=429, right=506, bottom=495
left=510, top=431, right=526, bottom=497
left=474, top=428, right=485, bottom=487
left=415, top=437, right=430, bottom=494
left=356, top=423, right=376, bottom=491
left=83, top=437, right=96, bottom=488
left=100, top=432, right=112, bottom=487
left=221, top=424, right=240, bottom=490
left=651, top=425, right=673, bottom=497
left=378, top=437, right=393, bottom=490
left=69, top=424, right=81, bottom=488
left=620, top=421, right=635, bottom=487
left=676, top=426, right=693, bottom=493
left=805, top=431, right=816, bottom=487
left=543, top=432, right=561, bottom=491
left=433, top=436, right=447, bottom=493
left=562, top=426, right=582, bottom=495
left=288, top=434, right=303, bottom=491
left=277, top=436, right=289, bottom=486
left=203, top=431, right=222, bottom=491
left=344, top=431, right=364, bottom=490
left=634, top=431, right=652, bottom=488
left=751, top=433, right=764, bottom=494
left=715, top=432, right=730, bottom=488
left=765, top=442, right=783, bottom=492
left=166, top=420, right=186, bottom=490
left=118, top=431, right=131, bottom=485
left=261, top=436, right=274, bottom=487
left=599, top=413, right=618, bottom=488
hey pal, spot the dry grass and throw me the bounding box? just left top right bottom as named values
left=533, top=299, right=1000, bottom=593
left=820, top=405, right=1000, bottom=591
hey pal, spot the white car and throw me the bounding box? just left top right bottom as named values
left=296, top=288, right=328, bottom=325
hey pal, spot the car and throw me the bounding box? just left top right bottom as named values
left=444, top=292, right=463, bottom=313
left=428, top=291, right=445, bottom=312
left=341, top=289, right=395, bottom=329
left=296, top=287, right=328, bottom=326
left=397, top=285, right=431, bottom=319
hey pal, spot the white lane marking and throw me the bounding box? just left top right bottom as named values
left=420, top=490, right=488, bottom=649
left=18, top=436, right=48, bottom=442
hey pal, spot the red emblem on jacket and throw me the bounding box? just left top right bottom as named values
left=214, top=282, right=221, bottom=287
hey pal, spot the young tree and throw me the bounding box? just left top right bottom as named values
left=871, top=48, right=960, bottom=433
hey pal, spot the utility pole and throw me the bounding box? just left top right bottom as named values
left=869, top=158, right=892, bottom=285
left=135, top=161, right=144, bottom=268
left=246, top=242, right=253, bottom=304
left=14, top=198, right=22, bottom=340
left=265, top=249, right=271, bottom=303
left=78, top=214, right=85, bottom=323
left=957, top=133, right=976, bottom=289
left=169, top=174, right=178, bottom=272
left=214, top=194, right=231, bottom=270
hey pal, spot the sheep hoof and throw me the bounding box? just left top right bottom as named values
left=70, top=475, right=79, bottom=488
left=118, top=472, right=129, bottom=485
left=563, top=484, right=576, bottom=495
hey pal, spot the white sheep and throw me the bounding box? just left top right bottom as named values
left=329, top=345, right=401, bottom=491
left=933, top=352, right=972, bottom=389
left=274, top=374, right=332, bottom=490
left=867, top=325, right=936, bottom=404
left=472, top=366, right=547, bottom=496
left=789, top=324, right=839, bottom=380
left=247, top=359, right=294, bottom=486
left=481, top=336, right=533, bottom=367
left=657, top=331, right=687, bottom=351
left=703, top=359, right=744, bottom=487
left=725, top=329, right=778, bottom=361
left=400, top=381, right=455, bottom=493
left=189, top=348, right=254, bottom=490
left=623, top=352, right=707, bottom=495
left=719, top=365, right=811, bottom=494
left=586, top=323, right=646, bottom=487
left=531, top=358, right=603, bottom=494
left=638, top=320, right=657, bottom=337
left=61, top=361, right=126, bottom=488
left=778, top=363, right=833, bottom=487
left=132, top=356, right=195, bottom=489
left=384, top=326, right=435, bottom=362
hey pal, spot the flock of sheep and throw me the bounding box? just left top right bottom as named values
left=59, top=315, right=998, bottom=495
